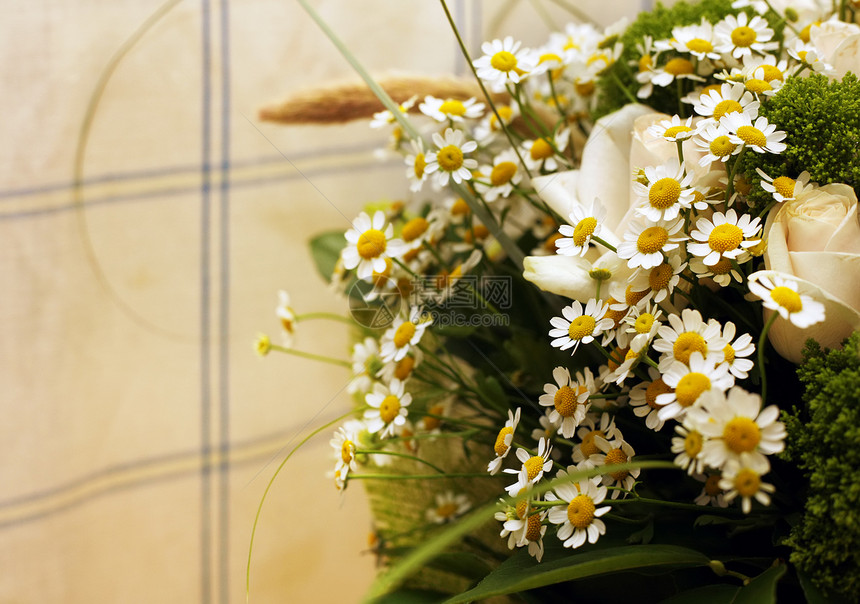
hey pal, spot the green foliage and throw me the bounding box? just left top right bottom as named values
left=593, top=0, right=739, bottom=119
left=783, top=332, right=860, bottom=602
left=739, top=73, right=860, bottom=210
left=309, top=230, right=345, bottom=283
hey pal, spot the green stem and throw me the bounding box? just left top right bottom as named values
left=757, top=311, right=779, bottom=404
left=611, top=71, right=639, bottom=105
left=348, top=472, right=498, bottom=481
left=592, top=235, right=617, bottom=253
left=269, top=344, right=351, bottom=368
left=354, top=449, right=447, bottom=473
left=294, top=312, right=354, bottom=324
left=725, top=145, right=747, bottom=205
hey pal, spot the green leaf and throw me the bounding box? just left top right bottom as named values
left=309, top=230, right=345, bottom=283
left=798, top=570, right=851, bottom=604
left=369, top=589, right=448, bottom=604
left=733, top=563, right=786, bottom=604
left=426, top=552, right=493, bottom=582
left=661, top=584, right=741, bottom=603
left=443, top=545, right=711, bottom=603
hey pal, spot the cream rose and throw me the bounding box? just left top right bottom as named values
left=762, top=183, right=860, bottom=363
left=810, top=20, right=860, bottom=80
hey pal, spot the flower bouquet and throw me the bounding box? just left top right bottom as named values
left=253, top=0, right=860, bottom=601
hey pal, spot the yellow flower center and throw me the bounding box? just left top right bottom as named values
left=664, top=125, right=692, bottom=139
left=737, top=125, right=767, bottom=148
left=379, top=395, right=401, bottom=424
left=637, top=226, right=669, bottom=255
left=731, top=25, right=757, bottom=47
left=539, top=52, right=562, bottom=65
left=371, top=257, right=393, bottom=286
left=491, top=50, right=518, bottom=72
left=575, top=80, right=595, bottom=96
left=438, top=99, right=466, bottom=116
left=713, top=99, right=743, bottom=121
left=393, top=321, right=416, bottom=348
left=645, top=377, right=673, bottom=409
left=664, top=57, right=695, bottom=76
left=280, top=316, right=294, bottom=334
left=684, top=430, right=703, bottom=458
left=401, top=217, right=429, bottom=242
left=554, top=385, right=583, bottom=418
left=341, top=439, right=354, bottom=464
left=490, top=161, right=518, bottom=186
left=649, top=263, right=673, bottom=291
left=687, top=38, right=714, bottom=53
left=711, top=258, right=733, bottom=275
left=674, top=332, right=708, bottom=365
left=450, top=198, right=470, bottom=216
left=436, top=502, right=459, bottom=518
left=745, top=78, right=772, bottom=94
left=708, top=223, right=744, bottom=253
left=635, top=313, right=655, bottom=334
left=675, top=372, right=711, bottom=407
left=494, top=426, right=513, bottom=456
left=734, top=468, right=762, bottom=497
left=626, top=286, right=648, bottom=306
left=649, top=178, right=682, bottom=209
left=759, top=64, right=783, bottom=82
left=530, top=138, right=554, bottom=160
left=605, top=448, right=629, bottom=480
left=723, top=343, right=736, bottom=365
left=524, top=456, right=545, bottom=481
left=525, top=513, right=543, bottom=541
left=770, top=286, right=803, bottom=313
left=572, top=216, right=598, bottom=246
left=773, top=176, right=795, bottom=198
left=638, top=55, right=653, bottom=72
left=423, top=404, right=444, bottom=431
left=516, top=498, right=529, bottom=519
left=544, top=233, right=563, bottom=252
left=567, top=494, right=596, bottom=529
left=437, top=144, right=464, bottom=172
left=413, top=153, right=426, bottom=179
left=357, top=229, right=387, bottom=260
left=580, top=430, right=605, bottom=457
left=723, top=417, right=761, bottom=453
left=568, top=315, right=597, bottom=341
left=704, top=473, right=722, bottom=496
left=710, top=135, right=736, bottom=157
left=800, top=22, right=818, bottom=44
left=608, top=345, right=629, bottom=371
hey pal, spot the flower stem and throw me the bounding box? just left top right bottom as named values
left=348, top=472, right=498, bottom=481
left=269, top=344, right=351, bottom=368
left=354, top=449, right=447, bottom=473
left=592, top=235, right=617, bottom=253
left=294, top=312, right=354, bottom=324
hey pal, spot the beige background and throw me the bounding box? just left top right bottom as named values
left=0, top=1, right=649, bottom=602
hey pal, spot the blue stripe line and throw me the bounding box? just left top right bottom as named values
left=218, top=0, right=231, bottom=601
left=0, top=160, right=402, bottom=221
left=200, top=0, right=213, bottom=601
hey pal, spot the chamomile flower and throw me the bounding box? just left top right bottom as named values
left=647, top=115, right=696, bottom=142
left=629, top=367, right=672, bottom=432
left=694, top=122, right=740, bottom=166
left=688, top=209, right=761, bottom=267
left=694, top=472, right=728, bottom=507
left=424, top=128, right=479, bottom=186
left=690, top=255, right=745, bottom=288
left=629, top=254, right=687, bottom=305
left=419, top=96, right=484, bottom=123
left=538, top=366, right=595, bottom=438
left=275, top=290, right=296, bottom=348
left=504, top=438, right=554, bottom=494
left=668, top=20, right=721, bottom=60
left=617, top=217, right=687, bottom=270
left=720, top=322, right=756, bottom=379
left=693, top=82, right=759, bottom=122
left=748, top=272, right=826, bottom=327
left=654, top=308, right=728, bottom=370
left=714, top=13, right=776, bottom=59
left=672, top=420, right=708, bottom=475
left=473, top=37, right=537, bottom=90
left=787, top=40, right=833, bottom=73
left=380, top=306, right=433, bottom=363
left=376, top=349, right=422, bottom=385
left=364, top=378, right=412, bottom=438
left=591, top=436, right=639, bottom=498
left=755, top=168, right=813, bottom=203
left=426, top=491, right=471, bottom=524
left=546, top=471, right=610, bottom=549
left=405, top=138, right=429, bottom=193
left=657, top=352, right=735, bottom=421
left=531, top=410, right=561, bottom=448
left=633, top=160, right=696, bottom=222
left=348, top=337, right=382, bottom=395
left=573, top=413, right=621, bottom=463
left=583, top=42, right=624, bottom=80
left=496, top=496, right=548, bottom=561
left=488, top=408, right=522, bottom=475
left=556, top=198, right=607, bottom=257
left=331, top=422, right=361, bottom=487
left=476, top=149, right=523, bottom=202
left=741, top=66, right=784, bottom=97
left=342, top=211, right=404, bottom=281
left=633, top=35, right=663, bottom=99
left=624, top=302, right=664, bottom=344
left=473, top=103, right=518, bottom=144
left=549, top=298, right=615, bottom=355
left=691, top=386, right=785, bottom=470
left=369, top=96, right=416, bottom=129
left=719, top=454, right=775, bottom=513
left=522, top=129, right=569, bottom=172
left=721, top=112, right=787, bottom=154
left=650, top=55, right=706, bottom=88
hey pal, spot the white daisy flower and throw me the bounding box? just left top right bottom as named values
left=549, top=298, right=615, bottom=355
left=690, top=386, right=786, bottom=470
left=720, top=322, right=755, bottom=380
left=714, top=13, right=776, bottom=59
left=424, top=128, right=479, bottom=186
left=275, top=290, right=296, bottom=348
left=719, top=453, right=775, bottom=514
left=755, top=168, right=813, bottom=203
left=687, top=208, right=762, bottom=267
left=556, top=198, right=607, bottom=257
left=475, top=149, right=523, bottom=202
left=629, top=367, right=672, bottom=432
left=694, top=472, right=729, bottom=507
left=787, top=40, right=833, bottom=74
left=496, top=496, right=548, bottom=561
left=671, top=420, right=708, bottom=475
left=379, top=306, right=433, bottom=363
left=364, top=378, right=412, bottom=438
left=668, top=20, right=722, bottom=60
left=617, top=216, right=687, bottom=271
left=650, top=55, right=706, bottom=88
left=657, top=352, right=735, bottom=421
left=488, top=407, right=522, bottom=475
left=473, top=37, right=537, bottom=91
left=741, top=54, right=789, bottom=85
left=748, top=272, right=826, bottom=328
left=633, top=35, right=664, bottom=99
left=426, top=491, right=471, bottom=524
left=418, top=96, right=484, bottom=123
left=633, top=160, right=696, bottom=222
left=624, top=303, right=664, bottom=348
left=694, top=122, right=740, bottom=166
left=473, top=104, right=518, bottom=144
left=405, top=138, right=429, bottom=193
left=647, top=114, right=696, bottom=142
left=653, top=308, right=728, bottom=370
left=546, top=470, right=610, bottom=549
left=721, top=112, right=787, bottom=154
left=629, top=254, right=687, bottom=305
left=522, top=129, right=569, bottom=172
left=582, top=43, right=623, bottom=80
left=369, top=96, right=416, bottom=129
left=331, top=422, right=362, bottom=488
left=504, top=438, right=554, bottom=494
left=348, top=336, right=381, bottom=395
left=376, top=349, right=422, bottom=385
left=693, top=82, right=759, bottom=122
left=741, top=66, right=784, bottom=98
left=573, top=413, right=621, bottom=463
left=538, top=366, right=595, bottom=438
left=342, top=211, right=405, bottom=281
left=590, top=436, right=640, bottom=498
